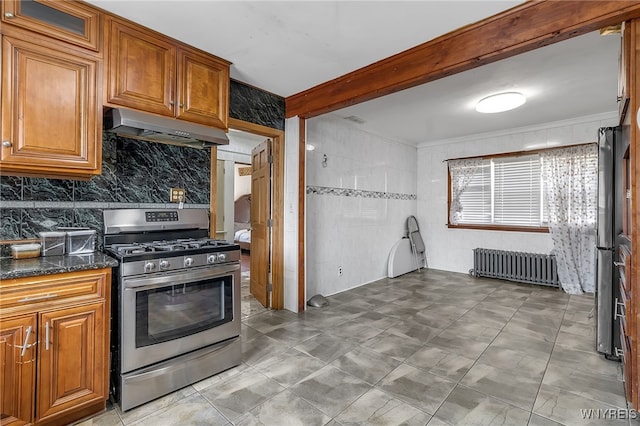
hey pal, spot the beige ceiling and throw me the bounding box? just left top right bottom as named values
left=87, top=1, right=620, bottom=145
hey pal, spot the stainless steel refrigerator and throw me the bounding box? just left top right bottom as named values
left=596, top=126, right=623, bottom=357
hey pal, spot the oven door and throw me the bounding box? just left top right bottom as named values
left=120, top=264, right=240, bottom=373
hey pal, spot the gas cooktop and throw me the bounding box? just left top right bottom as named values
left=109, top=238, right=233, bottom=256
left=105, top=238, right=240, bottom=263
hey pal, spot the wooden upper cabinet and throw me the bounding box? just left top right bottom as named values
left=105, top=16, right=230, bottom=129
left=0, top=35, right=101, bottom=179
left=177, top=48, right=229, bottom=128
left=1, top=0, right=100, bottom=52
left=105, top=18, right=175, bottom=117
left=0, top=315, right=37, bottom=426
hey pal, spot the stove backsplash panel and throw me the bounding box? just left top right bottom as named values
left=0, top=133, right=211, bottom=246
left=74, top=134, right=119, bottom=203
left=24, top=177, right=74, bottom=202
left=0, top=209, right=21, bottom=240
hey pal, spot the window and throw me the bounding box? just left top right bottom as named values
left=448, top=152, right=548, bottom=231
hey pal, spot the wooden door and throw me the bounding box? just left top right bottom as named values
left=250, top=139, right=272, bottom=307
left=36, top=303, right=107, bottom=423
left=0, top=315, right=36, bottom=426
left=0, top=36, right=100, bottom=177
left=105, top=18, right=176, bottom=117
left=176, top=48, right=229, bottom=128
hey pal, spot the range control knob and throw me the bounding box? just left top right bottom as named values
left=218, top=253, right=227, bottom=262
left=207, top=254, right=217, bottom=264
left=184, top=257, right=194, bottom=267
left=159, top=260, right=170, bottom=269
left=144, top=262, right=156, bottom=273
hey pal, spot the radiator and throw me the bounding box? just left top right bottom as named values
left=472, top=248, right=560, bottom=288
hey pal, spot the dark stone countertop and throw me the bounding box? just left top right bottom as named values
left=0, top=252, right=118, bottom=280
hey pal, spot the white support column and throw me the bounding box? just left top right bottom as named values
left=283, top=116, right=301, bottom=312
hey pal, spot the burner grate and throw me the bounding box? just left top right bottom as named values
left=106, top=238, right=237, bottom=259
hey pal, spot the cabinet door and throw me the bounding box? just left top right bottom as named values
left=0, top=315, right=36, bottom=426
left=1, top=0, right=100, bottom=51
left=1, top=36, right=100, bottom=178
left=106, top=18, right=175, bottom=117
left=177, top=48, right=229, bottom=128
left=36, top=303, right=107, bottom=423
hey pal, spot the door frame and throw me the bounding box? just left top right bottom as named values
left=210, top=118, right=285, bottom=309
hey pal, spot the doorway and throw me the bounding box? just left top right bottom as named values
left=211, top=118, right=284, bottom=314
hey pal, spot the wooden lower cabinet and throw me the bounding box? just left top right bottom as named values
left=618, top=240, right=634, bottom=405
left=36, top=303, right=106, bottom=424
left=0, top=315, right=36, bottom=426
left=0, top=269, right=111, bottom=426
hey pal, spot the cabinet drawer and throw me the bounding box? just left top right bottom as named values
left=0, top=270, right=108, bottom=314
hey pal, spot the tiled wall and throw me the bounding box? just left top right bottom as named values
left=305, top=115, right=417, bottom=297
left=0, top=133, right=211, bottom=247
left=416, top=112, right=619, bottom=274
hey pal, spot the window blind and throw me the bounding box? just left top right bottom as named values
left=452, top=154, right=547, bottom=228
left=493, top=155, right=543, bottom=227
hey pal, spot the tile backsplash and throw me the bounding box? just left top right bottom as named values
left=0, top=133, right=211, bottom=247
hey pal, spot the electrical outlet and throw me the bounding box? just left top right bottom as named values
left=170, top=188, right=186, bottom=202
left=338, top=266, right=343, bottom=276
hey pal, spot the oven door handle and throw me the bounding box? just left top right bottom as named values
left=123, top=264, right=240, bottom=289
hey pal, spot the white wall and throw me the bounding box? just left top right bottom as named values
left=284, top=117, right=300, bottom=311
left=416, top=112, right=618, bottom=274
left=234, top=164, right=251, bottom=200
left=306, top=115, right=417, bottom=297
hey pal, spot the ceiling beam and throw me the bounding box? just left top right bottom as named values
left=285, top=1, right=640, bottom=119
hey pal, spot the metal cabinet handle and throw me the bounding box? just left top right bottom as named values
left=2, top=141, right=12, bottom=147
left=614, top=261, right=625, bottom=268
left=4, top=12, right=14, bottom=19
left=45, top=321, right=50, bottom=351
left=179, top=103, right=184, bottom=108
left=615, top=297, right=626, bottom=320
left=18, top=293, right=58, bottom=302
left=16, top=326, right=33, bottom=357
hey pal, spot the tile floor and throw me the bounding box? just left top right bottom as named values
left=78, top=269, right=631, bottom=426
left=240, top=252, right=269, bottom=319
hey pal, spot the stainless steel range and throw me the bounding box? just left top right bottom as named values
left=103, top=209, right=241, bottom=411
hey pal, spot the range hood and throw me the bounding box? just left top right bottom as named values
left=104, top=108, right=229, bottom=149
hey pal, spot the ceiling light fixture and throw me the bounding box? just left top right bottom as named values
left=475, top=92, right=526, bottom=114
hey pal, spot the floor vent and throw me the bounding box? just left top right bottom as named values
left=472, top=248, right=560, bottom=288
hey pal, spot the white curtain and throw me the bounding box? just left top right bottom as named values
left=541, top=144, right=598, bottom=294
left=448, top=158, right=485, bottom=224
